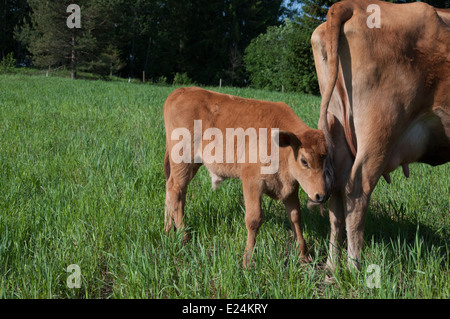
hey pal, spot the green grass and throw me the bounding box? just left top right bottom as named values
left=0, top=74, right=448, bottom=298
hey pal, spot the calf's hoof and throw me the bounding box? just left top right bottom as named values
left=300, top=254, right=312, bottom=264
left=182, top=231, right=191, bottom=243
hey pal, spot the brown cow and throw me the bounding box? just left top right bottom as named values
left=311, top=0, right=449, bottom=270
left=163, top=87, right=331, bottom=266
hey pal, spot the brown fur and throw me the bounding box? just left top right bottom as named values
left=312, top=0, right=450, bottom=270
left=163, top=87, right=330, bottom=266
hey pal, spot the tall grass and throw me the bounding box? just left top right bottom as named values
left=0, top=74, right=448, bottom=298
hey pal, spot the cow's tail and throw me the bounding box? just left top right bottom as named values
left=164, top=148, right=170, bottom=181
left=319, top=2, right=354, bottom=146
left=318, top=2, right=354, bottom=199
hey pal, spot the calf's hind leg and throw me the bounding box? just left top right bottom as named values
left=164, top=161, right=200, bottom=242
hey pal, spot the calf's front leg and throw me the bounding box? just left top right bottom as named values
left=283, top=188, right=310, bottom=263
left=241, top=178, right=263, bottom=268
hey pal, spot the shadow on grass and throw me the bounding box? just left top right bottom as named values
left=299, top=198, right=449, bottom=266
left=177, top=171, right=448, bottom=269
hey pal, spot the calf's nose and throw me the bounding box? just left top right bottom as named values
left=315, top=193, right=325, bottom=203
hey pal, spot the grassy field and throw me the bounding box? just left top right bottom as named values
left=0, top=74, right=448, bottom=299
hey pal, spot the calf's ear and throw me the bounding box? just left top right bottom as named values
left=273, top=130, right=301, bottom=149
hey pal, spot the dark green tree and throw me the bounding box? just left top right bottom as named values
left=220, top=0, right=285, bottom=86
left=0, top=0, right=30, bottom=62
left=15, top=0, right=124, bottom=78
left=244, top=21, right=290, bottom=91
left=12, top=0, right=292, bottom=83
left=244, top=18, right=320, bottom=94
left=136, top=0, right=285, bottom=86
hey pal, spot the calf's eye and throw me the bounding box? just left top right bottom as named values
left=300, top=158, right=309, bottom=168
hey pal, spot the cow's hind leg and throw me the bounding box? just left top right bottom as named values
left=325, top=115, right=353, bottom=273
left=164, top=161, right=201, bottom=242
left=343, top=152, right=386, bottom=269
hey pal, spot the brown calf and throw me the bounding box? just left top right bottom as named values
left=163, top=87, right=330, bottom=266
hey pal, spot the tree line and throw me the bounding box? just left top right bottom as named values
left=1, top=0, right=448, bottom=94
left=3, top=0, right=289, bottom=86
